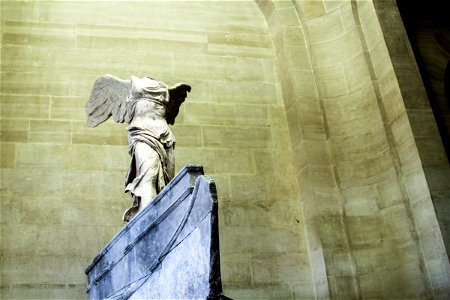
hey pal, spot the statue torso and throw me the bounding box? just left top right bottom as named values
left=127, top=77, right=174, bottom=146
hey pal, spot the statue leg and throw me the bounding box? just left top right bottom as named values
left=166, top=145, right=175, bottom=181
left=133, top=143, right=159, bottom=214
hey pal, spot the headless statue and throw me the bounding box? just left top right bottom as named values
left=86, top=75, right=191, bottom=221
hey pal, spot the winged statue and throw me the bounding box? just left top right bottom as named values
left=86, top=75, right=191, bottom=221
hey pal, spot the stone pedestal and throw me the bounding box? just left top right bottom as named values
left=85, top=165, right=230, bottom=299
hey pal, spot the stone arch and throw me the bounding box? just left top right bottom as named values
left=256, top=0, right=450, bottom=298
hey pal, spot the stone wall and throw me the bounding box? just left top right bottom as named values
left=1, top=0, right=449, bottom=299
left=257, top=0, right=449, bottom=299
left=0, top=1, right=310, bottom=299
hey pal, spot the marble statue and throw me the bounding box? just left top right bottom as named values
left=86, top=75, right=191, bottom=221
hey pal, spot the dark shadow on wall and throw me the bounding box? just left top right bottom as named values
left=397, top=0, right=450, bottom=161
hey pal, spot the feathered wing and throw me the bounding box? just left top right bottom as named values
left=86, top=75, right=132, bottom=128
left=166, top=83, right=191, bottom=125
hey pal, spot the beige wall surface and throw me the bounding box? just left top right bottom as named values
left=1, top=0, right=449, bottom=299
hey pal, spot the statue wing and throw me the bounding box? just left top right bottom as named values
left=166, top=83, right=191, bottom=125
left=86, top=75, right=132, bottom=128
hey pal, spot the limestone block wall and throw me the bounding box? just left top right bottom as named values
left=2, top=0, right=450, bottom=299
left=257, top=0, right=450, bottom=299
left=0, top=1, right=311, bottom=299
left=372, top=0, right=450, bottom=269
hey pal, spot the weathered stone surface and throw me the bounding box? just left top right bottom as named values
left=85, top=165, right=230, bottom=300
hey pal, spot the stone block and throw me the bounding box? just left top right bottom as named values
left=315, top=217, right=348, bottom=249
left=1, top=71, right=71, bottom=96
left=236, top=104, right=269, bottom=126
left=16, top=143, right=129, bottom=172
left=220, top=254, right=252, bottom=285
left=361, top=10, right=385, bottom=52
left=72, top=121, right=128, bottom=145
left=1, top=283, right=85, bottom=299
left=0, top=119, right=29, bottom=143
left=288, top=69, right=319, bottom=100
left=208, top=31, right=271, bottom=49
left=344, top=195, right=379, bottom=217
left=305, top=9, right=345, bottom=44
left=313, top=191, right=342, bottom=217
left=380, top=204, right=415, bottom=242
left=225, top=283, right=293, bottom=300
left=1, top=168, right=126, bottom=199
left=251, top=253, right=311, bottom=285
left=281, top=26, right=306, bottom=47
left=0, top=143, right=15, bottom=168
left=378, top=70, right=406, bottom=123
left=275, top=7, right=300, bottom=26
left=310, top=28, right=363, bottom=67
left=174, top=54, right=265, bottom=82
left=375, top=170, right=403, bottom=209
left=169, top=124, right=202, bottom=147
left=358, top=272, right=382, bottom=298
left=324, top=0, right=349, bottom=12
left=253, top=150, right=275, bottom=174
left=329, top=275, right=358, bottom=299
left=284, top=45, right=312, bottom=71
left=304, top=140, right=331, bottom=165
left=379, top=263, right=426, bottom=298
left=402, top=163, right=432, bottom=203
left=1, top=224, right=39, bottom=256
left=230, top=175, right=266, bottom=204
left=346, top=216, right=383, bottom=248
left=285, top=104, right=304, bottom=144
left=202, top=126, right=271, bottom=149
left=412, top=196, right=441, bottom=232
left=339, top=151, right=395, bottom=187
left=265, top=161, right=298, bottom=199
left=50, top=96, right=86, bottom=121
left=2, top=32, right=75, bottom=48
left=28, top=120, right=72, bottom=144
left=322, top=88, right=380, bottom=135
left=256, top=0, right=275, bottom=21
left=176, top=147, right=256, bottom=175
left=221, top=226, right=301, bottom=255
left=267, top=9, right=282, bottom=40
left=331, top=123, right=389, bottom=162
left=327, top=248, right=355, bottom=277
left=297, top=103, right=327, bottom=140
left=339, top=1, right=356, bottom=31
left=308, top=165, right=336, bottom=189
left=184, top=102, right=235, bottom=126
left=1, top=95, right=50, bottom=119
left=262, top=59, right=280, bottom=84
left=208, top=43, right=273, bottom=59
left=209, top=81, right=277, bottom=105
left=295, top=0, right=326, bottom=20
left=369, top=40, right=393, bottom=79
left=390, top=112, right=417, bottom=161
left=76, top=34, right=138, bottom=50
left=315, top=63, right=348, bottom=98
left=1, top=254, right=86, bottom=285
left=139, top=37, right=207, bottom=54
left=343, top=52, right=372, bottom=93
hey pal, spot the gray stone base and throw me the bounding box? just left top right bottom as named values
left=85, top=165, right=230, bottom=300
